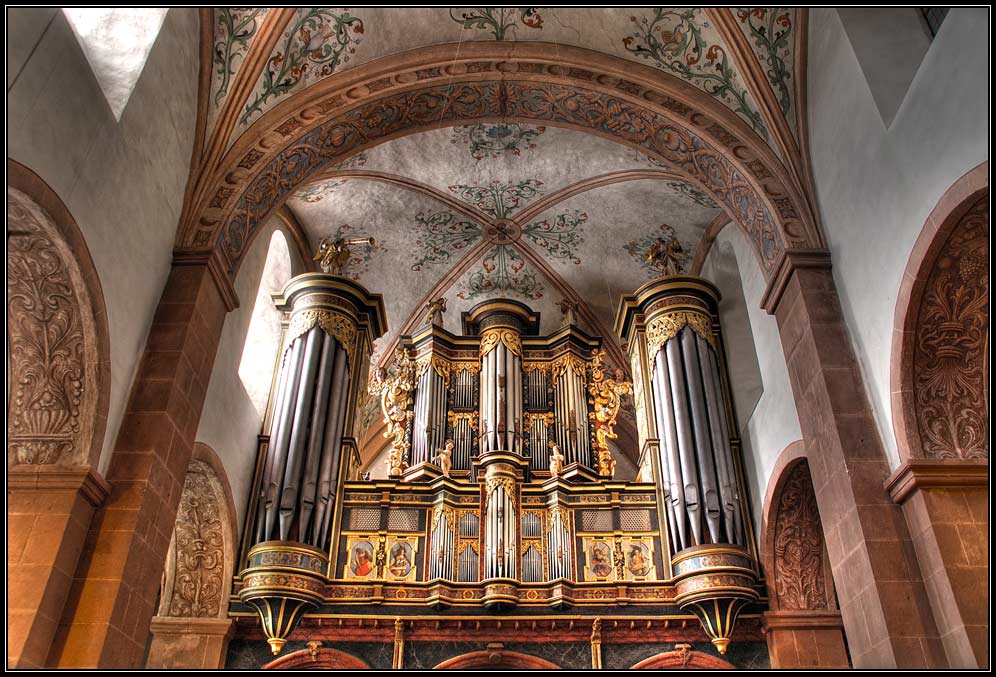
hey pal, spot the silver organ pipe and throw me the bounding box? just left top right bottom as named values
left=455, top=370, right=474, bottom=409
left=412, top=361, right=449, bottom=465
left=700, top=335, right=743, bottom=545
left=546, top=508, right=572, bottom=581
left=429, top=509, right=454, bottom=580
left=554, top=358, right=590, bottom=468
left=680, top=329, right=722, bottom=544
left=632, top=288, right=745, bottom=555
left=652, top=349, right=685, bottom=550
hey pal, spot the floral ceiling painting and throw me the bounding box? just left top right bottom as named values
left=217, top=7, right=798, bottom=156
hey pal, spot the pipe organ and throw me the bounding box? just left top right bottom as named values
left=233, top=279, right=764, bottom=660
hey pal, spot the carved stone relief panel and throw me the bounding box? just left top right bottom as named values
left=7, top=188, right=98, bottom=467
left=772, top=461, right=831, bottom=611
left=158, top=460, right=234, bottom=618
left=913, top=195, right=989, bottom=460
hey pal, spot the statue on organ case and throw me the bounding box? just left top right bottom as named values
left=433, top=440, right=454, bottom=477
left=549, top=443, right=565, bottom=477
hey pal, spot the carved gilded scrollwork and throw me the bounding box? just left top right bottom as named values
left=369, top=348, right=417, bottom=476
left=431, top=505, right=456, bottom=532
left=7, top=189, right=95, bottom=467
left=773, top=462, right=829, bottom=610
left=587, top=351, right=633, bottom=478
left=416, top=353, right=451, bottom=385
left=913, top=196, right=989, bottom=460
left=480, top=328, right=522, bottom=358
left=646, top=310, right=716, bottom=359
left=523, top=411, right=554, bottom=428
left=286, top=308, right=357, bottom=364
left=447, top=410, right=479, bottom=430
left=522, top=361, right=550, bottom=375
left=452, top=362, right=481, bottom=375
left=551, top=353, right=586, bottom=380
left=485, top=476, right=517, bottom=511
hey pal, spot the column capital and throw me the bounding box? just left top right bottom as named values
left=885, top=458, right=989, bottom=504
left=172, top=247, right=240, bottom=312
left=760, top=248, right=833, bottom=315
left=7, top=464, right=110, bottom=507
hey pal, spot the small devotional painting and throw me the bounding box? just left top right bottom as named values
left=344, top=538, right=376, bottom=580
left=386, top=536, right=418, bottom=582
left=622, top=537, right=656, bottom=581
left=583, top=538, right=614, bottom=581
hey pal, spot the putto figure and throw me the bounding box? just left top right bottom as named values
left=314, top=235, right=376, bottom=275
left=433, top=439, right=454, bottom=477
left=645, top=234, right=688, bottom=276
left=424, top=296, right=447, bottom=326
left=549, top=442, right=566, bottom=477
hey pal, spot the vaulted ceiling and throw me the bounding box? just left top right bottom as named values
left=203, top=7, right=801, bottom=362
left=190, top=8, right=811, bottom=470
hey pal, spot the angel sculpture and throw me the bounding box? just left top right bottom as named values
left=433, top=439, right=454, bottom=477
left=314, top=235, right=376, bottom=276
left=645, top=235, right=688, bottom=276
left=424, top=297, right=447, bottom=326
left=549, top=442, right=566, bottom=477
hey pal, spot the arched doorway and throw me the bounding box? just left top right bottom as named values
left=760, top=442, right=849, bottom=669
left=435, top=649, right=561, bottom=669
left=888, top=162, right=988, bottom=668
left=7, top=160, right=111, bottom=668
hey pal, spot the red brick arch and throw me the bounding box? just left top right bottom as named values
left=435, top=650, right=561, bottom=670
left=630, top=650, right=735, bottom=669
left=263, top=647, right=370, bottom=670
left=181, top=42, right=819, bottom=281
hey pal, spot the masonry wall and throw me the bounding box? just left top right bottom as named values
left=7, top=7, right=201, bottom=473
left=807, top=7, right=989, bottom=468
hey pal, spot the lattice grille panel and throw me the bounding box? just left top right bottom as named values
left=347, top=508, right=381, bottom=531
left=620, top=509, right=652, bottom=532
left=386, top=509, right=420, bottom=532
left=580, top=510, right=613, bottom=533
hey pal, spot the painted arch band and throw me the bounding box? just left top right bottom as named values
left=188, top=45, right=817, bottom=279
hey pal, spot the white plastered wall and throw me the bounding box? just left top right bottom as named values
left=195, top=219, right=305, bottom=536
left=807, top=8, right=989, bottom=468
left=7, top=8, right=200, bottom=473
left=702, top=226, right=803, bottom=525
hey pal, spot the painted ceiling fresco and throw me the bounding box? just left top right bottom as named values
left=212, top=7, right=797, bottom=152
left=284, top=123, right=725, bottom=372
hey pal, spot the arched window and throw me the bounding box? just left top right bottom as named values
left=239, top=230, right=292, bottom=419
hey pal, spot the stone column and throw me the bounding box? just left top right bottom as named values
left=886, top=460, right=988, bottom=668
left=49, top=251, right=237, bottom=668
left=7, top=467, right=109, bottom=668
left=761, top=251, right=945, bottom=668
left=146, top=617, right=234, bottom=669
left=764, top=611, right=850, bottom=668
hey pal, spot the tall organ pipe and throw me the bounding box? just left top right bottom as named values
left=315, top=347, right=349, bottom=547
left=259, top=338, right=304, bottom=542
left=297, top=335, right=336, bottom=541
left=680, top=329, right=722, bottom=544
left=665, top=335, right=703, bottom=546
left=255, top=339, right=298, bottom=543
left=278, top=327, right=323, bottom=540
left=653, top=349, right=685, bottom=550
